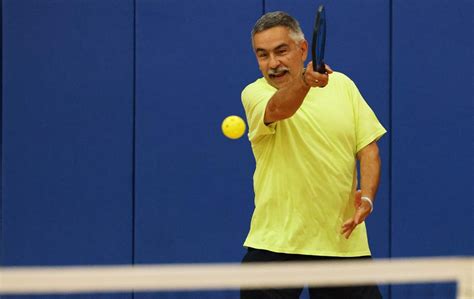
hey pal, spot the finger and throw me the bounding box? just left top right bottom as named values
left=306, top=63, right=326, bottom=78
left=344, top=227, right=355, bottom=239
left=305, top=68, right=329, bottom=87
left=341, top=226, right=350, bottom=234
left=355, top=205, right=371, bottom=224
left=304, top=63, right=321, bottom=87
left=354, top=211, right=362, bottom=225
left=341, top=219, right=355, bottom=235
left=342, top=222, right=356, bottom=239
left=325, top=64, right=334, bottom=73
left=341, top=216, right=359, bottom=238
left=342, top=228, right=352, bottom=237
left=309, top=76, right=325, bottom=87
left=319, top=78, right=329, bottom=88
left=342, top=223, right=354, bottom=233
left=313, top=74, right=329, bottom=87
left=342, top=218, right=354, bottom=228
left=315, top=73, right=328, bottom=82
left=341, top=225, right=352, bottom=236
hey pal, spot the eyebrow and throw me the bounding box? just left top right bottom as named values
left=274, top=44, right=289, bottom=51
left=255, top=43, right=289, bottom=54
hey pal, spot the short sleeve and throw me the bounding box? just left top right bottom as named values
left=241, top=81, right=277, bottom=143
left=349, top=80, right=387, bottom=153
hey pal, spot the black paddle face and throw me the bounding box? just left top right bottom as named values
left=311, top=5, right=326, bottom=74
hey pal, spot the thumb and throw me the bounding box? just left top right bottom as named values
left=325, top=64, right=334, bottom=74
left=354, top=209, right=364, bottom=225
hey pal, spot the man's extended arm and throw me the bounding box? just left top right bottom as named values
left=341, top=141, right=381, bottom=239
left=264, top=74, right=310, bottom=124
left=357, top=141, right=381, bottom=203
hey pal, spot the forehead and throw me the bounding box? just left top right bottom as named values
left=253, top=26, right=295, bottom=50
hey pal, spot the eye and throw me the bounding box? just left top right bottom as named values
left=257, top=53, right=268, bottom=59
left=278, top=48, right=288, bottom=55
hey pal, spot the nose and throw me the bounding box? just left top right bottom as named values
left=268, top=54, right=280, bottom=69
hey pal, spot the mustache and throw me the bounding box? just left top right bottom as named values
left=268, top=67, right=289, bottom=75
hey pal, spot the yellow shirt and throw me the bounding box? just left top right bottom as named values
left=241, top=72, right=386, bottom=256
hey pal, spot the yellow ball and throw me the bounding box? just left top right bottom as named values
left=221, top=115, right=246, bottom=139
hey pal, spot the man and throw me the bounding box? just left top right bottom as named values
left=240, top=11, right=386, bottom=299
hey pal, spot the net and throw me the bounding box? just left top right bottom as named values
left=0, top=257, right=472, bottom=298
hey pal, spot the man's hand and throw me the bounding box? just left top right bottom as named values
left=341, top=190, right=372, bottom=239
left=303, top=62, right=333, bottom=88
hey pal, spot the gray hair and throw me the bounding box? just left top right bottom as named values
left=251, top=11, right=305, bottom=43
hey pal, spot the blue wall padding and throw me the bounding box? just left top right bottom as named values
left=134, top=0, right=261, bottom=263
left=392, top=0, right=473, bottom=256
left=134, top=1, right=261, bottom=297
left=2, top=0, right=134, bottom=285
left=391, top=1, right=473, bottom=298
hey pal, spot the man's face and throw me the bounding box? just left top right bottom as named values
left=253, top=26, right=308, bottom=89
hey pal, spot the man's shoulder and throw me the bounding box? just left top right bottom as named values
left=241, top=78, right=275, bottom=104
left=325, top=71, right=359, bottom=93
left=330, top=71, right=353, bottom=83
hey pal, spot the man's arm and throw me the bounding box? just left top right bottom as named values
left=264, top=75, right=310, bottom=124
left=341, top=141, right=381, bottom=239
left=357, top=141, right=381, bottom=203
left=264, top=62, right=332, bottom=124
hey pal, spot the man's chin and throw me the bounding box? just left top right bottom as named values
left=265, top=75, right=290, bottom=89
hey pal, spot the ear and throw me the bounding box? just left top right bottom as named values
left=300, top=40, right=308, bottom=62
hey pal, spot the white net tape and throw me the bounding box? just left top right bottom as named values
left=0, top=257, right=472, bottom=298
